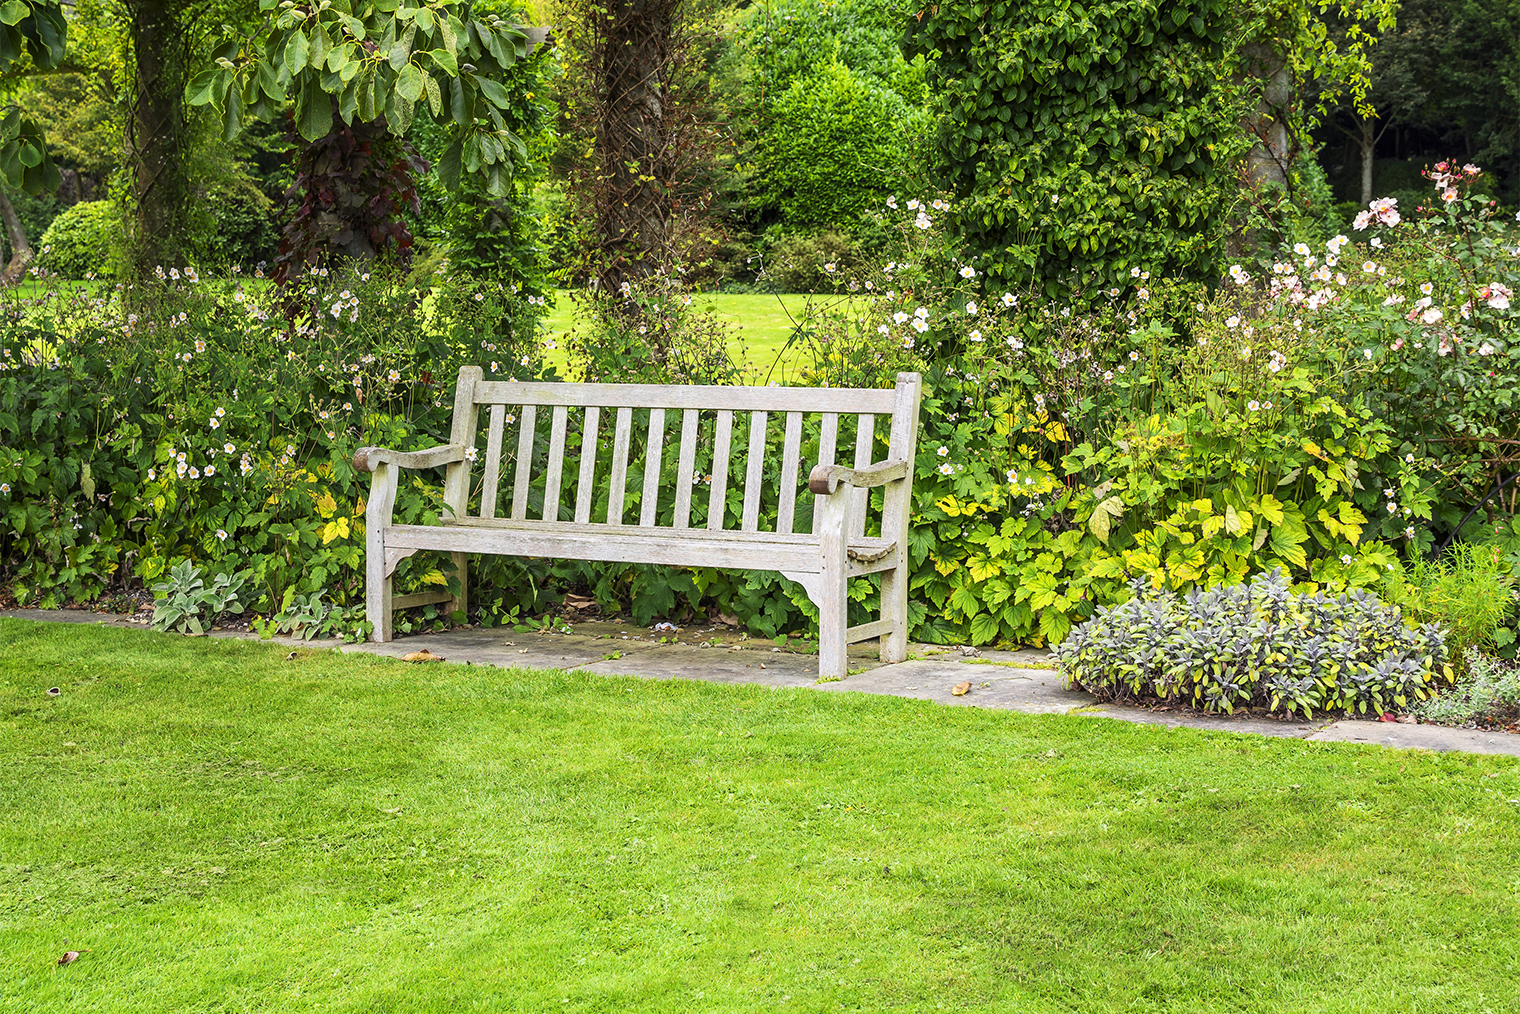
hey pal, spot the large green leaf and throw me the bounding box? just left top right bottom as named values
left=296, top=81, right=333, bottom=140
left=284, top=29, right=309, bottom=73
left=396, top=62, right=425, bottom=103
left=0, top=1, right=28, bottom=27
left=435, top=136, right=463, bottom=190
left=185, top=67, right=222, bottom=106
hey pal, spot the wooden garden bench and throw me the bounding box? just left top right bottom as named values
left=354, top=368, right=922, bottom=677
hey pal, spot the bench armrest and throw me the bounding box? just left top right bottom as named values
left=808, top=459, right=909, bottom=496
left=353, top=444, right=468, bottom=473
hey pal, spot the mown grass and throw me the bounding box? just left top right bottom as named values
left=542, top=290, right=847, bottom=381
left=3, top=619, right=1518, bottom=1012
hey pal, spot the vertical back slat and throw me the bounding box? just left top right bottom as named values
left=813, top=412, right=838, bottom=535
left=673, top=409, right=698, bottom=529
left=542, top=405, right=568, bottom=521
left=776, top=411, right=803, bottom=534
left=479, top=403, right=506, bottom=520
left=607, top=406, right=633, bottom=524
left=574, top=406, right=600, bottom=524
left=640, top=408, right=666, bottom=526
left=510, top=404, right=537, bottom=520
left=852, top=413, right=875, bottom=539
left=741, top=411, right=768, bottom=532
left=707, top=410, right=733, bottom=530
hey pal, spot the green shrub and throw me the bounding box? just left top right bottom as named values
left=752, top=60, right=929, bottom=232
left=36, top=201, right=119, bottom=279
left=1413, top=649, right=1520, bottom=727
left=0, top=266, right=547, bottom=633
left=1382, top=543, right=1517, bottom=661
left=763, top=229, right=859, bottom=292
left=1058, top=571, right=1449, bottom=717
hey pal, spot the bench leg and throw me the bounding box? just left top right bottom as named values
left=448, top=551, right=469, bottom=623
left=366, top=463, right=397, bottom=643
left=816, top=494, right=849, bottom=680
left=879, top=553, right=908, bottom=664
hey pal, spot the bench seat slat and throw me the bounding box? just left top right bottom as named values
left=741, top=411, right=767, bottom=532
left=777, top=411, right=802, bottom=534
left=640, top=408, right=665, bottom=526
left=384, top=521, right=895, bottom=576
left=543, top=405, right=568, bottom=521
left=708, top=410, right=733, bottom=530
left=511, top=404, right=536, bottom=520
left=813, top=412, right=838, bottom=534
left=474, top=380, right=897, bottom=415
left=607, top=406, right=633, bottom=524
left=480, top=403, right=506, bottom=520
left=673, top=409, right=698, bottom=528
left=574, top=406, right=600, bottom=524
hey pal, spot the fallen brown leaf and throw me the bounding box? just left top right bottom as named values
left=402, top=650, right=445, bottom=663
left=57, top=950, right=84, bottom=966
left=951, top=681, right=971, bottom=696
left=717, top=613, right=739, bottom=627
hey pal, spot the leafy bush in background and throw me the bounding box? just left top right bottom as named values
left=752, top=60, right=928, bottom=233
left=762, top=229, right=859, bottom=293
left=0, top=267, right=547, bottom=638
left=36, top=201, right=119, bottom=278
left=906, top=0, right=1247, bottom=296
left=1058, top=571, right=1449, bottom=717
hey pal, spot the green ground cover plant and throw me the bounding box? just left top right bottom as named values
left=1413, top=649, right=1520, bottom=728
left=3, top=619, right=1519, bottom=1012
left=1058, top=570, right=1449, bottom=717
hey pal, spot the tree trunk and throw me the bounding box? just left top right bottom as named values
left=127, top=0, right=193, bottom=277
left=593, top=0, right=680, bottom=294
left=1359, top=116, right=1376, bottom=205
left=0, top=189, right=33, bottom=287
left=1241, top=42, right=1292, bottom=188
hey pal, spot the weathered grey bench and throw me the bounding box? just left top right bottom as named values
left=354, top=368, right=922, bottom=677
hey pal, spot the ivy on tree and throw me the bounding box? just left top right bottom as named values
left=186, top=0, right=545, bottom=197
left=0, top=0, right=66, bottom=194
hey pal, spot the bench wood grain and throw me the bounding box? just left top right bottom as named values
left=354, top=371, right=922, bottom=677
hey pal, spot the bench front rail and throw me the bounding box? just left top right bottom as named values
left=356, top=369, right=922, bottom=677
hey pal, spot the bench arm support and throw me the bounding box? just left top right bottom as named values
left=353, top=444, right=467, bottom=473
left=808, top=458, right=909, bottom=496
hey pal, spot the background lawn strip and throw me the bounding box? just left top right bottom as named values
left=1, top=619, right=1517, bottom=1012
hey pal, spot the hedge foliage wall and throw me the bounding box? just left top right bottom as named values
left=907, top=0, right=1248, bottom=296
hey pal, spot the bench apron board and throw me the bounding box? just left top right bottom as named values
left=354, top=368, right=922, bottom=678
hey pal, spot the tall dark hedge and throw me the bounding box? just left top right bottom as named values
left=906, top=0, right=1249, bottom=296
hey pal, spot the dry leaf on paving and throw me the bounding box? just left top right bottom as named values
left=402, top=650, right=445, bottom=663
left=57, top=951, right=82, bottom=966
left=951, top=681, right=971, bottom=696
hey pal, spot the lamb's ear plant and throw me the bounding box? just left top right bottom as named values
left=151, top=562, right=249, bottom=635
left=1057, top=570, right=1451, bottom=717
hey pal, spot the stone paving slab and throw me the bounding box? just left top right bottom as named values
left=6, top=608, right=1520, bottom=758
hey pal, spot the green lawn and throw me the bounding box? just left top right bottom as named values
left=542, top=290, right=846, bottom=382
left=3, top=620, right=1518, bottom=1012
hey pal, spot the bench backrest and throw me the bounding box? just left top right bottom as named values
left=439, top=368, right=922, bottom=539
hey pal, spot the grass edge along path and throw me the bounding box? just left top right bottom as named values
left=2, top=619, right=1518, bottom=1013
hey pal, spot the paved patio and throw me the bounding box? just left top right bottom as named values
left=8, top=608, right=1520, bottom=757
